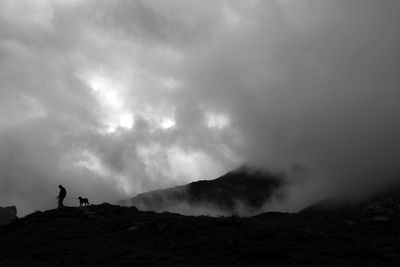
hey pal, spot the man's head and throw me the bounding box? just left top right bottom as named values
left=58, top=185, right=63, bottom=189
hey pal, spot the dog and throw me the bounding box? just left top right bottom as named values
left=78, top=196, right=90, bottom=207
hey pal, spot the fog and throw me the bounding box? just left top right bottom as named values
left=1, top=0, right=400, bottom=216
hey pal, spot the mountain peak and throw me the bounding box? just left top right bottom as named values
left=123, top=167, right=285, bottom=216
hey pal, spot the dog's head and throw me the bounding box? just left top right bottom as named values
left=78, top=196, right=82, bottom=200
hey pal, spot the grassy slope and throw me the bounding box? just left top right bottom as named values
left=0, top=202, right=400, bottom=266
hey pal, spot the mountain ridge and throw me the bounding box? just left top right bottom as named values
left=122, top=167, right=286, bottom=216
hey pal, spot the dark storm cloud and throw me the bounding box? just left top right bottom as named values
left=1, top=0, right=400, bottom=215
left=183, top=0, right=400, bottom=193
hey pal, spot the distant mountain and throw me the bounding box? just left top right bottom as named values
left=122, top=166, right=285, bottom=216
left=301, top=186, right=400, bottom=216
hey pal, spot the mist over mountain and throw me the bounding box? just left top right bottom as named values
left=122, top=166, right=288, bottom=216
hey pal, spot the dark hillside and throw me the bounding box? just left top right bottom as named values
left=124, top=167, right=285, bottom=215
left=187, top=169, right=283, bottom=210
left=1, top=199, right=400, bottom=266
left=301, top=187, right=400, bottom=215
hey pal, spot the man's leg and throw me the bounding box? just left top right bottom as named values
left=58, top=198, right=63, bottom=209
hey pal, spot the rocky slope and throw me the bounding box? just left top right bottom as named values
left=1, top=192, right=400, bottom=266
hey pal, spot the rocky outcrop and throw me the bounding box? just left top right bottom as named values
left=0, top=206, right=17, bottom=226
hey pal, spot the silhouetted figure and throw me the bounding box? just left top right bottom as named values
left=57, top=185, right=67, bottom=209
left=78, top=196, right=89, bottom=207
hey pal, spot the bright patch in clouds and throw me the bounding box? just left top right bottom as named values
left=205, top=112, right=231, bottom=129
left=161, top=118, right=176, bottom=129
left=75, top=150, right=108, bottom=177
left=139, top=104, right=177, bottom=131
left=88, top=75, right=122, bottom=109
left=137, top=143, right=224, bottom=186
left=84, top=72, right=134, bottom=132
left=167, top=146, right=223, bottom=181
left=118, top=113, right=134, bottom=130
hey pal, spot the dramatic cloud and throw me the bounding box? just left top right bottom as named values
left=1, top=0, right=400, bottom=215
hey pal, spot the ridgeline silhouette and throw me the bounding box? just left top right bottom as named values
left=122, top=167, right=285, bottom=216
left=1, top=191, right=400, bottom=265
left=1, top=169, right=400, bottom=265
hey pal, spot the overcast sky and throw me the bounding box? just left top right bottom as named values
left=1, top=0, right=400, bottom=216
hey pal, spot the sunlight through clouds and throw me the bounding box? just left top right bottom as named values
left=160, top=118, right=176, bottom=130
left=137, top=143, right=225, bottom=186
left=84, top=72, right=134, bottom=133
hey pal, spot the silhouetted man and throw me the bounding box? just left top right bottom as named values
left=57, top=185, right=67, bottom=209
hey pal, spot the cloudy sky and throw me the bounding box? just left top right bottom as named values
left=1, top=0, right=400, bottom=216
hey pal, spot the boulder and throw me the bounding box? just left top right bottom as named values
left=0, top=206, right=17, bottom=226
